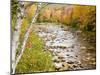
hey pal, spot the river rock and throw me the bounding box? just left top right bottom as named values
left=61, top=58, right=66, bottom=62
left=52, top=56, right=60, bottom=63
left=57, top=52, right=66, bottom=59
left=81, top=46, right=86, bottom=50
left=67, top=61, right=75, bottom=64
left=54, top=62, right=62, bottom=70
left=62, top=62, right=69, bottom=70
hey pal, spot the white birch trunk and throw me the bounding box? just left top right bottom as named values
left=12, top=3, right=42, bottom=74
left=12, top=2, right=25, bottom=74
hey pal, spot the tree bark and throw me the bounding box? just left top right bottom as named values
left=12, top=3, right=42, bottom=74
left=12, top=2, right=25, bottom=74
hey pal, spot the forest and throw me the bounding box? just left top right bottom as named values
left=11, top=0, right=96, bottom=74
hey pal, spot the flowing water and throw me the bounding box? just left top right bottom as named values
left=33, top=23, right=96, bottom=71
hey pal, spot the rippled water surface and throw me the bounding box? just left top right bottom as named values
left=33, top=23, right=96, bottom=71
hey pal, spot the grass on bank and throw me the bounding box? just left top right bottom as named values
left=15, top=31, right=54, bottom=73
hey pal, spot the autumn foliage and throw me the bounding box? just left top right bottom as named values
left=36, top=4, right=96, bottom=31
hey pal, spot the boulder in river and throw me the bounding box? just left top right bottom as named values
left=80, top=46, right=86, bottom=50
left=62, top=62, right=69, bottom=70
left=57, top=52, right=66, bottom=59
left=52, top=56, right=60, bottom=63
left=67, top=61, right=75, bottom=64
left=54, top=62, right=62, bottom=70
left=61, top=58, right=66, bottom=62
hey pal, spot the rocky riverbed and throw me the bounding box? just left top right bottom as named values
left=33, top=23, right=96, bottom=71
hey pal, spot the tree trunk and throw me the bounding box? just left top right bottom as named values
left=12, top=2, right=25, bottom=74
left=12, top=3, right=42, bottom=74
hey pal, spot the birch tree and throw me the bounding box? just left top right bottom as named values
left=12, top=2, right=43, bottom=74
left=12, top=1, right=49, bottom=73
left=12, top=1, right=25, bottom=74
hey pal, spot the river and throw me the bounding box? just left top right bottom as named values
left=33, top=23, right=96, bottom=71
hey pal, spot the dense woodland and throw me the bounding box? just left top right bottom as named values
left=11, top=0, right=96, bottom=74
